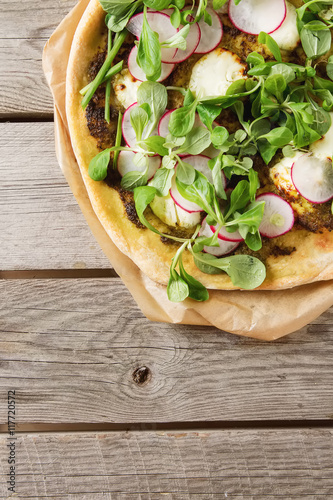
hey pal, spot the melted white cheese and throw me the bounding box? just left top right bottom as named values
left=189, top=48, right=247, bottom=99
left=310, top=113, right=333, bottom=160
left=270, top=153, right=302, bottom=197
left=270, top=115, right=333, bottom=197
left=174, top=204, right=202, bottom=228
left=269, top=152, right=316, bottom=216
left=270, top=1, right=300, bottom=52
left=150, top=193, right=201, bottom=228
left=112, top=69, right=141, bottom=110
left=150, top=194, right=178, bottom=227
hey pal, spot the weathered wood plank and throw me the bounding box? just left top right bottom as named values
left=0, top=0, right=77, bottom=39
left=0, top=430, right=332, bottom=498
left=0, top=0, right=77, bottom=117
left=0, top=279, right=332, bottom=424
left=0, top=39, right=53, bottom=118
left=0, top=122, right=110, bottom=271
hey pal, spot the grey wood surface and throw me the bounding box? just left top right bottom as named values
left=1, top=0, right=333, bottom=496
left=1, top=278, right=332, bottom=425
left=0, top=122, right=110, bottom=271
left=0, top=0, right=76, bottom=118
left=0, top=430, right=332, bottom=498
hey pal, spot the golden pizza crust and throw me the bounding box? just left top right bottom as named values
left=66, top=0, right=333, bottom=290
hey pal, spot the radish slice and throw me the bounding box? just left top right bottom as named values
left=210, top=223, right=244, bottom=243
left=158, top=111, right=219, bottom=157
left=158, top=109, right=174, bottom=137
left=117, top=150, right=161, bottom=180
left=127, top=12, right=177, bottom=63
left=158, top=111, right=215, bottom=137
left=122, top=102, right=138, bottom=148
left=170, top=172, right=202, bottom=213
left=291, top=154, right=333, bottom=204
left=168, top=21, right=201, bottom=63
left=229, top=0, right=287, bottom=36
left=128, top=46, right=175, bottom=82
left=122, top=103, right=158, bottom=148
left=256, top=192, right=294, bottom=238
left=126, top=12, right=146, bottom=37
left=199, top=218, right=240, bottom=256
left=195, top=9, right=223, bottom=54
left=158, top=111, right=202, bottom=155
left=182, top=154, right=227, bottom=188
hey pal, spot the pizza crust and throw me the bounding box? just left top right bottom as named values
left=66, top=0, right=333, bottom=291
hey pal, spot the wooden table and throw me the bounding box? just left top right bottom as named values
left=0, top=1, right=333, bottom=497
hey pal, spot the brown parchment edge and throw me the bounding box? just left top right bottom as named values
left=42, top=0, right=333, bottom=341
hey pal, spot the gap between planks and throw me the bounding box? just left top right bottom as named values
left=0, top=269, right=118, bottom=279
left=0, top=115, right=54, bottom=123
left=1, top=421, right=333, bottom=434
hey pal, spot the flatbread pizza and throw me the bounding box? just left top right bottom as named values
left=66, top=0, right=333, bottom=302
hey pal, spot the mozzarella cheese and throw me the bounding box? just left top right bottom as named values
left=112, top=69, right=141, bottom=109
left=270, top=1, right=300, bottom=52
left=150, top=193, right=201, bottom=228
left=270, top=115, right=333, bottom=197
left=270, top=153, right=302, bottom=197
left=174, top=203, right=201, bottom=228
left=150, top=193, right=178, bottom=227
left=270, top=152, right=316, bottom=216
left=310, top=113, right=333, bottom=160
left=189, top=48, right=247, bottom=99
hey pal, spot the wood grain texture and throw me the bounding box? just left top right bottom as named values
left=0, top=430, right=332, bottom=498
left=0, top=278, right=332, bottom=424
left=0, top=0, right=76, bottom=117
left=0, top=122, right=110, bottom=271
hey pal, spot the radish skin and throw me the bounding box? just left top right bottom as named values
left=229, top=0, right=287, bottom=36
left=256, top=192, right=294, bottom=238
left=210, top=223, right=244, bottom=243
left=291, top=154, right=333, bottom=204
left=195, top=9, right=223, bottom=54
left=182, top=154, right=227, bottom=188
left=128, top=46, right=175, bottom=82
left=117, top=150, right=161, bottom=180
left=126, top=12, right=178, bottom=63
left=122, top=102, right=139, bottom=148
left=170, top=173, right=203, bottom=213
left=199, top=219, right=240, bottom=256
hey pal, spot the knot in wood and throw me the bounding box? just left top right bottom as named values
left=132, top=366, right=151, bottom=386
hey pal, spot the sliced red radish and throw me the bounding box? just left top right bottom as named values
left=158, top=110, right=202, bottom=149
left=168, top=21, right=201, bottom=63
left=122, top=102, right=138, bottom=148
left=256, top=192, right=294, bottom=238
left=229, top=0, right=287, bottom=36
left=182, top=154, right=227, bottom=188
left=199, top=218, right=240, bottom=256
left=158, top=109, right=174, bottom=137
left=117, top=150, right=161, bottom=180
left=158, top=111, right=219, bottom=157
left=170, top=172, right=203, bottom=213
left=122, top=102, right=158, bottom=148
left=291, top=154, right=333, bottom=204
left=127, top=12, right=177, bottom=63
left=195, top=9, right=223, bottom=54
left=210, top=222, right=244, bottom=243
left=128, top=46, right=175, bottom=82
left=158, top=111, right=217, bottom=137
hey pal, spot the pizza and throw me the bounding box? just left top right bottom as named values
left=66, top=0, right=333, bottom=302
